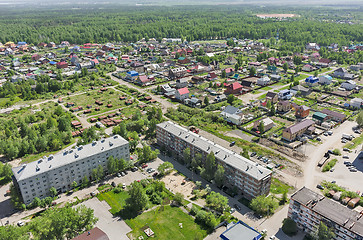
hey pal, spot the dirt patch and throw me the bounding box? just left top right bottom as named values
left=259, top=138, right=306, bottom=162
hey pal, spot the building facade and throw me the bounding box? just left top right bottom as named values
left=156, top=121, right=272, bottom=199
left=288, top=187, right=363, bottom=240
left=12, top=135, right=129, bottom=205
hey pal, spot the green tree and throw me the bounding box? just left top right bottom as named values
left=214, top=165, right=225, bottom=187
left=157, top=162, right=174, bottom=176
left=314, top=70, right=318, bottom=77
left=311, top=222, right=336, bottom=240
left=258, top=121, right=265, bottom=133
left=227, top=94, right=235, bottom=104
left=356, top=111, right=363, bottom=127
left=270, top=104, right=276, bottom=116
left=81, top=175, right=90, bottom=188
left=249, top=67, right=256, bottom=76
left=282, top=218, right=298, bottom=236
left=71, top=181, right=78, bottom=189
left=250, top=195, right=278, bottom=216
left=183, top=148, right=191, bottom=166
left=206, top=191, right=228, bottom=213
left=283, top=62, right=288, bottom=72
left=201, top=152, right=216, bottom=181
left=138, top=144, right=159, bottom=163
left=266, top=100, right=271, bottom=109
left=204, top=96, right=209, bottom=106
left=107, top=156, right=117, bottom=174
left=174, top=192, right=184, bottom=206
left=49, top=187, right=57, bottom=197
left=221, top=70, right=226, bottom=78
left=97, top=165, right=104, bottom=180
left=127, top=181, right=148, bottom=212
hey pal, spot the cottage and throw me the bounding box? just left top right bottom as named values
left=135, top=75, right=150, bottom=86
left=277, top=100, right=291, bottom=112
left=169, top=67, right=187, bottom=79
left=220, top=105, right=243, bottom=125
left=253, top=117, right=275, bottom=132
left=72, top=227, right=109, bottom=240
left=214, top=94, right=227, bottom=102
left=207, top=72, right=218, bottom=81
left=317, top=58, right=331, bottom=68
left=270, top=74, right=281, bottom=81
left=225, top=56, right=237, bottom=65
left=257, top=76, right=271, bottom=86
left=175, top=87, right=189, bottom=102
left=341, top=80, right=357, bottom=91
left=31, top=54, right=41, bottom=61
left=291, top=85, right=311, bottom=96
left=224, top=68, right=234, bottom=77
left=185, top=97, right=202, bottom=108
left=334, top=68, right=354, bottom=80
left=318, top=75, right=333, bottom=85
left=176, top=78, right=189, bottom=89
left=282, top=119, right=315, bottom=142
left=225, top=82, right=243, bottom=95
left=278, top=89, right=292, bottom=100
left=302, top=64, right=315, bottom=72
left=305, top=76, right=319, bottom=87
left=56, top=61, right=68, bottom=69
left=178, top=57, right=190, bottom=64
left=350, top=98, right=363, bottom=109
left=306, top=43, right=320, bottom=51
left=266, top=92, right=278, bottom=104
left=312, top=112, right=329, bottom=124
left=320, top=109, right=346, bottom=123
left=295, top=105, right=310, bottom=118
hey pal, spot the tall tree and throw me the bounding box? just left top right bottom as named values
left=214, top=165, right=225, bottom=187
left=183, top=148, right=191, bottom=166
left=127, top=181, right=148, bottom=212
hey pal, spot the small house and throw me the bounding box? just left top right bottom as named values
left=319, top=75, right=333, bottom=85
left=278, top=89, right=292, bottom=100
left=257, top=76, right=271, bottom=86
left=185, top=97, right=202, bottom=108
left=312, top=112, right=329, bottom=124
left=266, top=92, right=278, bottom=104
left=295, top=105, right=310, bottom=118
left=126, top=71, right=139, bottom=81
left=277, top=100, right=291, bottom=112
left=305, top=76, right=319, bottom=87
left=253, top=117, right=275, bottom=132
left=176, top=78, right=189, bottom=89
left=220, top=105, right=243, bottom=125
left=56, top=61, right=68, bottom=69
left=350, top=98, right=363, bottom=109
left=302, top=64, right=315, bottom=72
left=135, top=75, right=150, bottom=86
left=341, top=80, right=357, bottom=91
left=175, top=87, right=189, bottom=101
left=334, top=68, right=354, bottom=80
left=225, top=82, right=243, bottom=95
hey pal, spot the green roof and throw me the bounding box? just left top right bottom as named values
left=313, top=112, right=327, bottom=120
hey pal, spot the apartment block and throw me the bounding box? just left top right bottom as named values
left=156, top=121, right=272, bottom=199
left=12, top=135, right=129, bottom=205
left=288, top=187, right=363, bottom=240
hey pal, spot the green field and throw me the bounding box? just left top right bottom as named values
left=126, top=205, right=207, bottom=240
left=97, top=190, right=129, bottom=215
left=270, top=178, right=294, bottom=194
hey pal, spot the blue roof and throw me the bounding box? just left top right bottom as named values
left=49, top=61, right=57, bottom=65
left=17, top=42, right=27, bottom=45
left=305, top=76, right=319, bottom=83
left=321, top=75, right=332, bottom=80
left=127, top=71, right=139, bottom=76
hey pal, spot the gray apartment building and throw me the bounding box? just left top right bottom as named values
left=288, top=187, right=363, bottom=240
left=156, top=121, right=272, bottom=199
left=12, top=135, right=129, bottom=205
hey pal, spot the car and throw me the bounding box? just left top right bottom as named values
left=17, top=221, right=24, bottom=227
left=261, top=229, right=267, bottom=234
left=354, top=130, right=361, bottom=134
left=122, top=183, right=126, bottom=189
left=117, top=172, right=121, bottom=177
left=250, top=152, right=257, bottom=157
left=330, top=168, right=335, bottom=172
left=234, top=204, right=241, bottom=211
left=343, top=155, right=349, bottom=159
left=328, top=150, right=334, bottom=154
left=323, top=132, right=329, bottom=136
left=275, top=164, right=281, bottom=168
left=131, top=167, right=138, bottom=172
left=269, top=236, right=276, bottom=240
left=152, top=172, right=158, bottom=177
left=343, top=148, right=350, bottom=152
left=341, top=139, right=347, bottom=143
left=111, top=182, right=116, bottom=187
left=229, top=208, right=236, bottom=214
left=346, top=163, right=353, bottom=166
left=230, top=141, right=236, bottom=147
left=257, top=155, right=263, bottom=160
left=344, top=161, right=351, bottom=165
left=90, top=191, right=96, bottom=197
left=316, top=137, right=321, bottom=141
left=123, top=171, right=128, bottom=175
left=149, top=168, right=155, bottom=173
left=350, top=169, right=357, bottom=172
left=142, top=164, right=148, bottom=168
left=327, top=131, right=333, bottom=135
left=331, top=180, right=336, bottom=184
left=120, top=172, right=125, bottom=176
left=273, top=134, right=278, bottom=137
left=316, top=184, right=324, bottom=190
left=146, top=167, right=152, bottom=172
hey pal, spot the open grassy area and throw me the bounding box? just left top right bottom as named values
left=126, top=205, right=207, bottom=240
left=260, top=86, right=273, bottom=91
left=344, top=134, right=363, bottom=150
left=270, top=178, right=294, bottom=194
left=97, top=190, right=130, bottom=215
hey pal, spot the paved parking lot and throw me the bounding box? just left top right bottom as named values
left=81, top=198, right=132, bottom=240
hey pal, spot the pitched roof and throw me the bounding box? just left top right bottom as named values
left=266, top=91, right=277, bottom=98
left=229, top=82, right=243, bottom=90
left=284, top=119, right=314, bottom=134
left=138, top=75, right=149, bottom=83
left=71, top=227, right=109, bottom=240
left=177, top=87, right=189, bottom=95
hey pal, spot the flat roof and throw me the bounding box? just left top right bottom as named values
left=157, top=121, right=271, bottom=181
left=220, top=221, right=261, bottom=240
left=12, top=135, right=128, bottom=181
left=292, top=187, right=363, bottom=236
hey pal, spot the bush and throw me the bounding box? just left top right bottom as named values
left=322, top=159, right=338, bottom=172
left=114, top=187, right=123, bottom=193
left=282, top=218, right=297, bottom=236
left=190, top=205, right=199, bottom=216
left=150, top=193, right=163, bottom=205
left=332, top=149, right=341, bottom=156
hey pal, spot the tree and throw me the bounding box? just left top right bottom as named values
left=266, top=100, right=271, bottom=109
left=270, top=104, right=276, bottom=116
left=204, top=96, right=209, bottom=106
left=201, top=152, right=215, bottom=181
left=241, top=148, right=250, bottom=159
left=227, top=94, right=235, bottom=104
left=113, top=122, right=127, bottom=139
left=206, top=191, right=228, bottom=213
left=157, top=162, right=174, bottom=176
left=81, top=176, right=89, bottom=188
left=183, top=148, right=191, bottom=166
left=49, top=187, right=57, bottom=197
left=71, top=181, right=78, bottom=189
left=281, top=191, right=288, bottom=205
left=356, top=111, right=363, bottom=127
left=258, top=121, right=265, bottom=133
left=138, top=144, right=159, bottom=163
left=282, top=218, right=297, bottom=236
left=249, top=67, right=256, bottom=76
left=127, top=181, right=148, bottom=212
left=283, top=62, right=288, bottom=72
left=107, top=156, right=117, bottom=174
left=250, top=195, right=278, bottom=216
left=314, top=70, right=318, bottom=77
left=221, top=70, right=226, bottom=78
left=214, top=165, right=225, bottom=187
left=174, top=192, right=184, bottom=206
left=1, top=163, right=13, bottom=180
left=91, top=168, right=98, bottom=181
left=311, top=222, right=335, bottom=240
left=97, top=165, right=104, bottom=180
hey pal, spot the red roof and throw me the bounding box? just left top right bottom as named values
left=178, top=87, right=189, bottom=95
left=138, top=75, right=149, bottom=83
left=229, top=82, right=243, bottom=90
left=91, top=58, right=99, bottom=64
left=225, top=68, right=234, bottom=73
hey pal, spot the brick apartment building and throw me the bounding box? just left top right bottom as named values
left=288, top=187, right=363, bottom=240
left=156, top=121, right=272, bottom=199
left=12, top=135, right=129, bottom=205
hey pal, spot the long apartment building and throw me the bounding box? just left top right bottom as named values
left=12, top=135, right=129, bottom=205
left=288, top=187, right=363, bottom=240
left=156, top=121, right=272, bottom=199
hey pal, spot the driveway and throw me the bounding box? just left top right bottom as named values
left=81, top=198, right=132, bottom=240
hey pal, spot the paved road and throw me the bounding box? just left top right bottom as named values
left=81, top=198, right=132, bottom=240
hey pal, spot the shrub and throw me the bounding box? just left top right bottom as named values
left=190, top=205, right=199, bottom=216
left=282, top=218, right=297, bottom=236
left=332, top=149, right=341, bottom=156
left=322, top=159, right=338, bottom=172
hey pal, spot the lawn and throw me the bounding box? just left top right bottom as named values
left=126, top=205, right=207, bottom=240
left=260, top=86, right=273, bottom=91
left=270, top=178, right=294, bottom=194
left=344, top=134, right=363, bottom=150
left=97, top=190, right=130, bottom=215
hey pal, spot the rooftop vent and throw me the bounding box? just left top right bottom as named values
left=113, top=135, right=118, bottom=139
left=101, top=147, right=104, bottom=151
left=36, top=165, right=40, bottom=172
left=109, top=141, right=113, bottom=147
left=75, top=153, right=79, bottom=158
left=38, top=159, right=43, bottom=164
left=49, top=165, right=52, bottom=168
left=69, top=149, right=73, bottom=153
left=92, top=141, right=97, bottom=146
left=101, top=139, right=105, bottom=143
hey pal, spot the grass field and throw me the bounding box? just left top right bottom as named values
left=345, top=134, right=363, bottom=150
left=270, top=178, right=294, bottom=194
left=126, top=205, right=207, bottom=240
left=97, top=190, right=130, bottom=215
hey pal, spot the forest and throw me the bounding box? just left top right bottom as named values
left=0, top=6, right=362, bottom=50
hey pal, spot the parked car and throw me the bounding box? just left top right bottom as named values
left=343, top=155, right=349, bottom=159
left=17, top=221, right=24, bottom=227
left=152, top=172, right=158, bottom=177
left=257, top=155, right=263, bottom=160
left=343, top=148, right=350, bottom=152
left=120, top=172, right=125, bottom=176
left=250, top=152, right=257, bottom=157
left=117, top=173, right=121, bottom=177
left=350, top=169, right=357, bottom=172
left=122, top=183, right=126, bottom=189
left=230, top=141, right=236, bottom=146
left=316, top=137, right=321, bottom=141
left=131, top=167, right=138, bottom=172
left=141, top=164, right=148, bottom=168
left=331, top=180, right=336, bottom=184
left=330, top=168, right=335, bottom=172
left=344, top=161, right=351, bottom=165
left=111, top=182, right=116, bottom=187
left=269, top=236, right=276, bottom=240
left=341, top=139, right=347, bottom=143
left=316, top=184, right=324, bottom=190
left=323, top=132, right=329, bottom=136
left=327, top=131, right=333, bottom=135
left=229, top=208, right=236, bottom=214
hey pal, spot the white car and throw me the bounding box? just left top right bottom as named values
left=122, top=183, right=126, bottom=189
left=17, top=221, right=24, bottom=227
left=269, top=236, right=276, bottom=240
left=343, top=155, right=349, bottom=159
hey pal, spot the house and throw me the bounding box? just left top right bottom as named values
left=305, top=76, right=319, bottom=87
left=135, top=75, right=150, bottom=86
left=214, top=94, right=227, bottom=102
left=312, top=112, right=329, bottom=125
left=224, top=68, right=234, bottom=77
left=90, top=59, right=99, bottom=67
left=266, top=92, right=278, bottom=104
left=185, top=97, right=202, bottom=108
left=225, top=56, right=237, bottom=65
left=309, top=52, right=320, bottom=62
left=320, top=109, right=346, bottom=123
left=277, top=100, right=291, bottom=112
left=318, top=75, right=333, bottom=85
left=220, top=221, right=262, bottom=240
left=126, top=71, right=139, bottom=81
left=306, top=43, right=320, bottom=51
left=253, top=117, right=275, bottom=132
left=302, top=64, right=315, bottom=72
left=70, top=56, right=80, bottom=66
left=334, top=68, right=354, bottom=80
left=316, top=58, right=331, bottom=68
left=240, top=80, right=254, bottom=89
left=56, top=61, right=68, bottom=69
left=248, top=62, right=261, bottom=69
left=282, top=119, right=315, bottom=142
left=174, top=75, right=187, bottom=87
left=350, top=63, right=363, bottom=71
left=178, top=57, right=190, bottom=64
left=220, top=105, right=243, bottom=125
left=291, top=85, right=311, bottom=96
left=169, top=67, right=187, bottom=79
left=350, top=98, right=363, bottom=109
left=278, top=89, right=292, bottom=100
left=71, top=227, right=109, bottom=240
left=295, top=105, right=310, bottom=118
left=341, top=80, right=357, bottom=90
left=175, top=87, right=189, bottom=101
left=225, top=82, right=243, bottom=95
left=130, top=61, right=145, bottom=73
left=257, top=76, right=270, bottom=86
left=270, top=74, right=281, bottom=81
left=31, top=54, right=41, bottom=61
left=207, top=72, right=218, bottom=81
